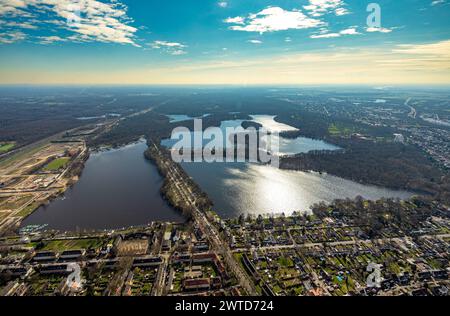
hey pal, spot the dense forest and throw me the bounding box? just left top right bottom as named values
left=0, top=86, right=172, bottom=146
left=275, top=107, right=397, bottom=141
left=279, top=139, right=444, bottom=195
left=88, top=111, right=172, bottom=147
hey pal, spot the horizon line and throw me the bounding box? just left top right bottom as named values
left=1, top=83, right=450, bottom=88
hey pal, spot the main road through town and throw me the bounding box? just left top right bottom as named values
left=150, top=142, right=258, bottom=295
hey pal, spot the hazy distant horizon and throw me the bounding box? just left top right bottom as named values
left=1, top=84, right=450, bottom=89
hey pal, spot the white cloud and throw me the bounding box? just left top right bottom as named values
left=366, top=26, right=393, bottom=33
left=339, top=27, right=360, bottom=35
left=218, top=1, right=228, bottom=8
left=311, top=32, right=340, bottom=38
left=224, top=6, right=324, bottom=33
left=431, top=0, right=445, bottom=6
left=170, top=50, right=187, bottom=56
left=303, top=0, right=349, bottom=17
left=0, top=0, right=139, bottom=46
left=248, top=39, right=262, bottom=44
left=37, top=35, right=66, bottom=44
left=0, top=0, right=28, bottom=17
left=150, top=40, right=187, bottom=55
left=224, top=16, right=245, bottom=25
left=0, top=30, right=25, bottom=43
left=334, top=7, right=349, bottom=16
left=150, top=40, right=186, bottom=49
left=0, top=20, right=37, bottom=29
left=311, top=27, right=360, bottom=38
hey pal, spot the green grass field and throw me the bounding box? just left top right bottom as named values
left=0, top=142, right=48, bottom=169
left=0, top=142, right=15, bottom=153
left=42, top=157, right=70, bottom=171
left=42, top=238, right=106, bottom=251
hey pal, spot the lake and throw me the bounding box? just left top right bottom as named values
left=162, top=115, right=413, bottom=218
left=21, top=139, right=183, bottom=231
left=249, top=115, right=340, bottom=155
left=180, top=162, right=413, bottom=218
left=161, top=115, right=340, bottom=155
left=21, top=114, right=414, bottom=230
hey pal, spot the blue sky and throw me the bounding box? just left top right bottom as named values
left=0, top=0, right=449, bottom=84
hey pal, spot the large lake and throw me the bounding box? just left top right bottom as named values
left=21, top=115, right=414, bottom=230
left=21, top=140, right=183, bottom=231
left=163, top=115, right=413, bottom=218
left=180, top=162, right=413, bottom=218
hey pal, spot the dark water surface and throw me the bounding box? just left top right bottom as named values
left=22, top=140, right=183, bottom=231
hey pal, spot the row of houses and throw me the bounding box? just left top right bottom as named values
left=32, top=250, right=86, bottom=262
left=183, top=277, right=222, bottom=291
